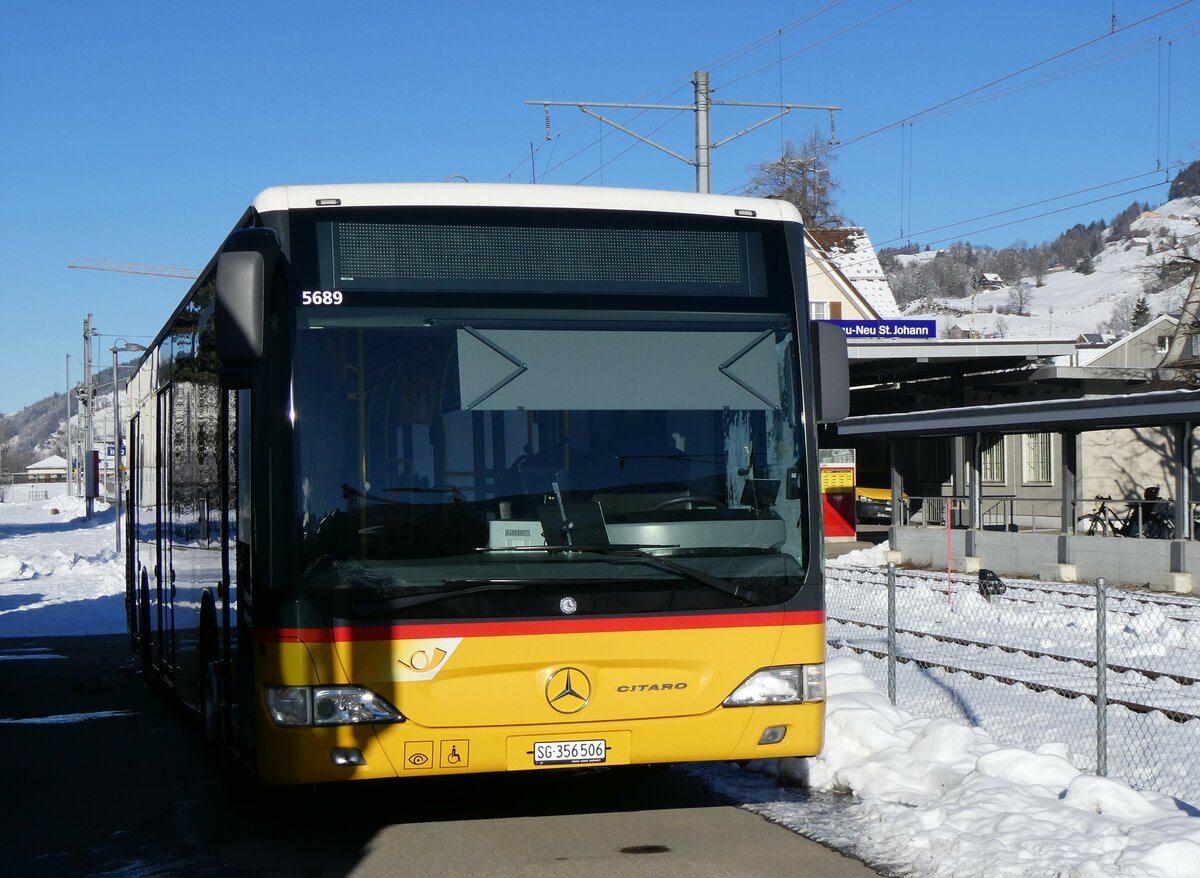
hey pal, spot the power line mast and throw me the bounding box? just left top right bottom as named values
left=81, top=314, right=95, bottom=519
left=527, top=70, right=841, bottom=194
left=66, top=260, right=196, bottom=516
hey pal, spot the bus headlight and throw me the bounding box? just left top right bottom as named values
left=722, top=665, right=825, bottom=706
left=265, top=685, right=405, bottom=727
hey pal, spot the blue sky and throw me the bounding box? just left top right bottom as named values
left=1, top=0, right=1197, bottom=414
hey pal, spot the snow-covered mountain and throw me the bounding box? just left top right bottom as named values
left=0, top=366, right=123, bottom=471
left=896, top=196, right=1200, bottom=340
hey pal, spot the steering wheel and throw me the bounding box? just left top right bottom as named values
left=651, top=496, right=727, bottom=511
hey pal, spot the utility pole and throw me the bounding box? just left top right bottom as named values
left=82, top=314, right=95, bottom=519
left=112, top=344, right=120, bottom=550
left=65, top=354, right=73, bottom=498
left=110, top=340, right=146, bottom=553
left=528, top=70, right=841, bottom=194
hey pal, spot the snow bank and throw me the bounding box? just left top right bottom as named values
left=828, top=540, right=891, bottom=568
left=769, top=658, right=1200, bottom=876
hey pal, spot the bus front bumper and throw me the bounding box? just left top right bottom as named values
left=254, top=702, right=824, bottom=785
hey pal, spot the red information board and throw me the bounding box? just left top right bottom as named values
left=819, top=449, right=856, bottom=540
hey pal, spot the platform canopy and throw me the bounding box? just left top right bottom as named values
left=836, top=388, right=1200, bottom=438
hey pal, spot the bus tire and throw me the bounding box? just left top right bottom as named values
left=199, top=595, right=221, bottom=749
left=202, top=660, right=221, bottom=748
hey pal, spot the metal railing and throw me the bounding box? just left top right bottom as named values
left=902, top=494, right=969, bottom=528
left=827, top=564, right=1200, bottom=803
left=901, top=494, right=1058, bottom=532
left=899, top=493, right=1197, bottom=538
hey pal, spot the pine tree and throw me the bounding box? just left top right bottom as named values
left=1131, top=295, right=1151, bottom=330
left=1168, top=160, right=1200, bottom=200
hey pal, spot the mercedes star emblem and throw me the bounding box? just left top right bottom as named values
left=546, top=667, right=592, bottom=714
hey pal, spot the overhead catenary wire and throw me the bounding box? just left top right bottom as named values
left=717, top=5, right=1197, bottom=246
left=715, top=0, right=915, bottom=92
left=901, top=180, right=1174, bottom=250
left=911, top=21, right=1200, bottom=125
left=1165, top=39, right=1174, bottom=165
left=827, top=0, right=1197, bottom=153
left=873, top=162, right=1186, bottom=249
left=719, top=13, right=1200, bottom=198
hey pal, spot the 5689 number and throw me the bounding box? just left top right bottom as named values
left=300, top=290, right=343, bottom=305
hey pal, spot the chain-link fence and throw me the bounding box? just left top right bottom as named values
left=826, top=564, right=1200, bottom=804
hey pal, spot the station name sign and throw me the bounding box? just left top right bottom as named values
left=829, top=320, right=936, bottom=339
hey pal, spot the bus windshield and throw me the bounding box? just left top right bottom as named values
left=290, top=306, right=809, bottom=618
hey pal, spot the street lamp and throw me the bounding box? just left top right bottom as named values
left=111, top=340, right=147, bottom=553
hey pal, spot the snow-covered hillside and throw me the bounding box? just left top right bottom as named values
left=899, top=197, right=1200, bottom=340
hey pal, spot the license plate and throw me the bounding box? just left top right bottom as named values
left=533, top=739, right=607, bottom=765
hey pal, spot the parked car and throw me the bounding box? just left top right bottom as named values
left=855, top=485, right=893, bottom=523
left=855, top=485, right=917, bottom=524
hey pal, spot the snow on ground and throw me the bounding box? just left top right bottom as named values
left=0, top=488, right=124, bottom=638
left=4, top=486, right=1200, bottom=876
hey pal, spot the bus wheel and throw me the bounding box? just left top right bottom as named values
left=202, top=660, right=221, bottom=748
left=198, top=593, right=222, bottom=749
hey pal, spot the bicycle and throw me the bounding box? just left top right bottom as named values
left=1078, top=488, right=1175, bottom=539
left=1077, top=496, right=1132, bottom=536
left=1131, top=486, right=1176, bottom=539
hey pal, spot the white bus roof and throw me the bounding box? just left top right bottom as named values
left=252, top=183, right=803, bottom=223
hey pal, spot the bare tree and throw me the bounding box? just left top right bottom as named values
left=746, top=128, right=845, bottom=229
left=1104, top=294, right=1139, bottom=335
left=1027, top=245, right=1051, bottom=287
left=1007, top=282, right=1034, bottom=315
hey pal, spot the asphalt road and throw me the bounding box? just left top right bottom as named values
left=0, top=633, right=882, bottom=878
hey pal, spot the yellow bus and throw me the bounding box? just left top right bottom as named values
left=123, top=183, right=848, bottom=785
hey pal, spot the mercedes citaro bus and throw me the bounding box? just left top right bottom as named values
left=123, top=183, right=848, bottom=785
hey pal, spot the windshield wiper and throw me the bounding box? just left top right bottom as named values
left=476, top=544, right=756, bottom=606
left=353, top=576, right=658, bottom=616
left=353, top=581, right=527, bottom=615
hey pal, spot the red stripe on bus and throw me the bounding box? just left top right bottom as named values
left=255, top=610, right=824, bottom=643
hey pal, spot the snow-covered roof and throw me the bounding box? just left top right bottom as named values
left=25, top=455, right=66, bottom=472
left=1074, top=314, right=1177, bottom=366
left=807, top=227, right=901, bottom=318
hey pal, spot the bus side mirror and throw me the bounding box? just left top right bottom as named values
left=216, top=228, right=279, bottom=388
left=811, top=321, right=849, bottom=423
